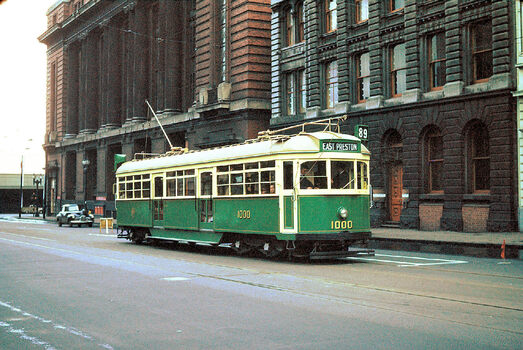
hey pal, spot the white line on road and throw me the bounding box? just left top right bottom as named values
left=0, top=300, right=113, bottom=349
left=162, top=277, right=190, bottom=281
left=0, top=231, right=56, bottom=242
left=347, top=253, right=468, bottom=267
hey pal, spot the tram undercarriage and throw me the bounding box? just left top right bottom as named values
left=117, top=227, right=374, bottom=260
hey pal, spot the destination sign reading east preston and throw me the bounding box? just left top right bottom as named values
left=320, top=140, right=360, bottom=153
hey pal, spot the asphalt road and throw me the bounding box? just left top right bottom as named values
left=0, top=217, right=521, bottom=349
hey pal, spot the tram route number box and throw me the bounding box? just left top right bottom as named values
left=320, top=140, right=360, bottom=153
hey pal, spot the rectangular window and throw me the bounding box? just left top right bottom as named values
left=356, top=52, right=370, bottom=103
left=428, top=32, right=446, bottom=90
left=472, top=20, right=493, bottom=83
left=297, top=2, right=305, bottom=43
left=331, top=161, right=355, bottom=189
left=390, top=0, right=404, bottom=12
left=355, top=0, right=368, bottom=23
left=428, top=133, right=443, bottom=193
left=285, top=72, right=295, bottom=115
left=285, top=8, right=294, bottom=47
left=284, top=161, right=294, bottom=190
left=390, top=43, right=406, bottom=97
left=300, top=161, right=327, bottom=189
left=357, top=161, right=368, bottom=190
left=469, top=125, right=490, bottom=192
left=325, top=60, right=338, bottom=108
left=298, top=69, right=306, bottom=113
left=325, top=0, right=337, bottom=33
left=284, top=69, right=306, bottom=115
left=154, top=177, right=164, bottom=198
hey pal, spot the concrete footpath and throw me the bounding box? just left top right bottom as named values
left=14, top=214, right=523, bottom=260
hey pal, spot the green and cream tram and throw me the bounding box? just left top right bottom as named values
left=115, top=129, right=373, bottom=259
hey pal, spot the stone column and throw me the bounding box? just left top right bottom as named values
left=124, top=9, right=135, bottom=124
left=366, top=0, right=384, bottom=108
left=164, top=1, right=182, bottom=112
left=443, top=0, right=463, bottom=97
left=132, top=5, right=148, bottom=122
left=84, top=32, right=99, bottom=133
left=78, top=38, right=87, bottom=132
left=106, top=23, right=121, bottom=128
left=65, top=43, right=79, bottom=137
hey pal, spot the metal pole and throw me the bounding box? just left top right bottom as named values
left=19, top=155, right=23, bottom=218
left=145, top=99, right=174, bottom=149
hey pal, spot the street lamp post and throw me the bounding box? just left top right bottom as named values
left=18, top=143, right=32, bottom=219
left=82, top=159, right=90, bottom=211
left=33, top=175, right=43, bottom=217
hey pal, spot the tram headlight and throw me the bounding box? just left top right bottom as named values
left=338, top=207, right=348, bottom=219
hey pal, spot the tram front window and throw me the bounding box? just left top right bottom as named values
left=300, top=161, right=327, bottom=189
left=331, top=161, right=355, bottom=189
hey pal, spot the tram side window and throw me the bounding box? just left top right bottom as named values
left=200, top=172, right=212, bottom=196
left=284, top=161, right=293, bottom=190
left=142, top=176, right=150, bottom=197
left=231, top=172, right=244, bottom=195
left=154, top=177, right=164, bottom=198
left=357, top=161, right=368, bottom=189
left=134, top=176, right=142, bottom=198
left=300, top=161, right=327, bottom=189
left=118, top=177, right=126, bottom=199
left=331, top=161, right=355, bottom=189
left=185, top=176, right=195, bottom=196
left=216, top=161, right=276, bottom=196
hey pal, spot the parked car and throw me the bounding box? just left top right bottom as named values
left=56, top=204, right=94, bottom=227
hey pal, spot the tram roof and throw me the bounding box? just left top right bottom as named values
left=116, top=131, right=370, bottom=175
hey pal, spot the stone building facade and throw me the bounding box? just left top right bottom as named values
left=39, top=0, right=272, bottom=215
left=271, top=0, right=517, bottom=232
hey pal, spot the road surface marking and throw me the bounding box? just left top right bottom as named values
left=0, top=300, right=113, bottom=349
left=162, top=277, right=190, bottom=281
left=347, top=253, right=468, bottom=267
left=0, top=231, right=55, bottom=242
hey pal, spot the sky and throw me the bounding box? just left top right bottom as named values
left=0, top=0, right=55, bottom=174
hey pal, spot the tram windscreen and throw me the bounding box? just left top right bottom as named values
left=300, top=161, right=327, bottom=189
left=331, top=161, right=355, bottom=189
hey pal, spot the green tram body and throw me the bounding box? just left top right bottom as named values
left=115, top=131, right=372, bottom=259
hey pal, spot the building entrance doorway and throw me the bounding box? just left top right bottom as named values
left=389, top=164, right=403, bottom=222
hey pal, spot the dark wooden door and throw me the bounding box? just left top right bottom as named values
left=389, top=164, right=403, bottom=222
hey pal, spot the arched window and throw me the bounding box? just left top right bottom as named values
left=424, top=127, right=443, bottom=193
left=466, top=122, right=490, bottom=193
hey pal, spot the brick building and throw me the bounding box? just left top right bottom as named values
left=270, top=0, right=517, bottom=232
left=39, top=0, right=272, bottom=216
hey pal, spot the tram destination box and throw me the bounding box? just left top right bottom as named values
left=320, top=140, right=360, bottom=153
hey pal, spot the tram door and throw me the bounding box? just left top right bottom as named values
left=198, top=169, right=214, bottom=231
left=152, top=175, right=164, bottom=227
left=281, top=161, right=297, bottom=232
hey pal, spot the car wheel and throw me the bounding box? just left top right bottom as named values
left=88, top=223, right=93, bottom=227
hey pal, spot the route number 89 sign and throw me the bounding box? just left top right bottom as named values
left=355, top=124, right=368, bottom=141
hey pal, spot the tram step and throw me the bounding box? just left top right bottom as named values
left=309, top=249, right=375, bottom=260
left=381, top=221, right=400, bottom=228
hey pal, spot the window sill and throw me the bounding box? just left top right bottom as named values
left=419, top=193, right=445, bottom=201
left=463, top=193, right=490, bottom=203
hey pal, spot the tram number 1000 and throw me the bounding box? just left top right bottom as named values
left=237, top=210, right=251, bottom=219
left=331, top=220, right=353, bottom=230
